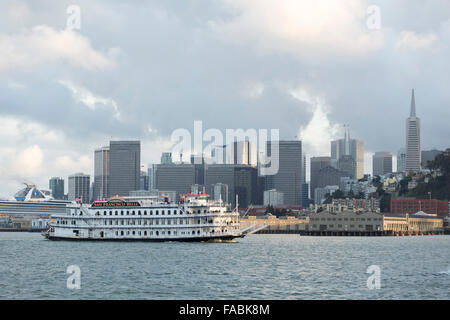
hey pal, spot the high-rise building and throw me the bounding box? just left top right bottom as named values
left=140, top=171, right=149, bottom=191
left=155, top=164, right=196, bottom=201
left=232, top=141, right=257, bottom=166
left=49, top=177, right=64, bottom=199
left=405, top=89, right=421, bottom=172
left=161, top=152, right=173, bottom=165
left=109, top=141, right=141, bottom=197
left=302, top=155, right=306, bottom=184
left=316, top=165, right=349, bottom=192
left=205, top=164, right=258, bottom=208
left=68, top=173, right=90, bottom=203
left=211, top=145, right=228, bottom=164
left=263, top=189, right=284, bottom=206
left=93, top=146, right=109, bottom=201
left=212, top=183, right=229, bottom=203
left=264, top=140, right=302, bottom=205
left=191, top=184, right=205, bottom=194
left=372, top=152, right=393, bottom=176
left=154, top=156, right=205, bottom=201
left=331, top=127, right=364, bottom=179
left=310, top=156, right=331, bottom=200
left=397, top=148, right=406, bottom=173
left=301, top=182, right=309, bottom=208
left=148, top=164, right=157, bottom=190
left=338, top=155, right=357, bottom=179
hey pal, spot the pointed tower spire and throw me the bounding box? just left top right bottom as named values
left=410, top=88, right=416, bottom=117
left=344, top=125, right=350, bottom=155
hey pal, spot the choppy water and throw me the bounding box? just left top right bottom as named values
left=1, top=232, right=450, bottom=299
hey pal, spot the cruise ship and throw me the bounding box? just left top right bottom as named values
left=45, top=194, right=249, bottom=241
left=0, top=184, right=72, bottom=216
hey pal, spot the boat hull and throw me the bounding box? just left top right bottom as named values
left=45, top=234, right=241, bottom=242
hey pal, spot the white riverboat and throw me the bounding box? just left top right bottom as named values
left=44, top=194, right=247, bottom=241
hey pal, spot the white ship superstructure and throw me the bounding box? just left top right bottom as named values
left=0, top=184, right=72, bottom=216
left=45, top=194, right=246, bottom=241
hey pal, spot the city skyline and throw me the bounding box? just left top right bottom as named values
left=1, top=1, right=450, bottom=196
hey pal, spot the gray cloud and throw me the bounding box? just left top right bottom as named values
left=0, top=0, right=449, bottom=195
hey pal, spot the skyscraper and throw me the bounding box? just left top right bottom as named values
left=264, top=140, right=303, bottom=205
left=232, top=141, right=257, bottom=166
left=205, top=164, right=258, bottom=208
left=109, top=141, right=141, bottom=197
left=405, top=89, right=421, bottom=172
left=310, top=156, right=331, bottom=200
left=93, top=146, right=109, bottom=201
left=49, top=177, right=64, bottom=199
left=161, top=152, right=173, bottom=165
left=155, top=164, right=199, bottom=201
left=68, top=173, right=90, bottom=203
left=397, top=148, right=406, bottom=173
left=331, top=126, right=364, bottom=179
left=372, top=152, right=393, bottom=176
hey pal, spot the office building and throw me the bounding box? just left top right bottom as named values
left=405, top=89, right=421, bottom=172
left=314, top=185, right=339, bottom=205
left=161, top=152, right=173, bottom=165
left=263, top=189, right=284, bottom=206
left=154, top=164, right=197, bottom=201
left=213, top=183, right=229, bottom=203
left=93, top=146, right=109, bottom=201
left=205, top=164, right=258, bottom=208
left=109, top=141, right=140, bottom=197
left=331, top=127, right=364, bottom=179
left=49, top=177, right=64, bottom=200
left=316, top=166, right=349, bottom=194
left=310, top=156, right=331, bottom=200
left=372, top=152, right=393, bottom=176
left=68, top=173, right=90, bottom=203
left=232, top=141, right=257, bottom=166
left=140, top=171, right=149, bottom=191
left=397, top=148, right=406, bottom=173
left=301, top=183, right=309, bottom=208
left=338, top=155, right=357, bottom=179
left=264, top=140, right=303, bottom=205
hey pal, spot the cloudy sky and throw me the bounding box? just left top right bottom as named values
left=0, top=0, right=449, bottom=197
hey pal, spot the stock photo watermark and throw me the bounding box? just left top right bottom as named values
left=66, top=265, right=81, bottom=290
left=66, top=5, right=81, bottom=31
left=170, top=120, right=280, bottom=176
left=366, top=265, right=381, bottom=290
left=366, top=5, right=381, bottom=30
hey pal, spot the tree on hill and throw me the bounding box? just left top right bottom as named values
left=408, top=148, right=450, bottom=200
